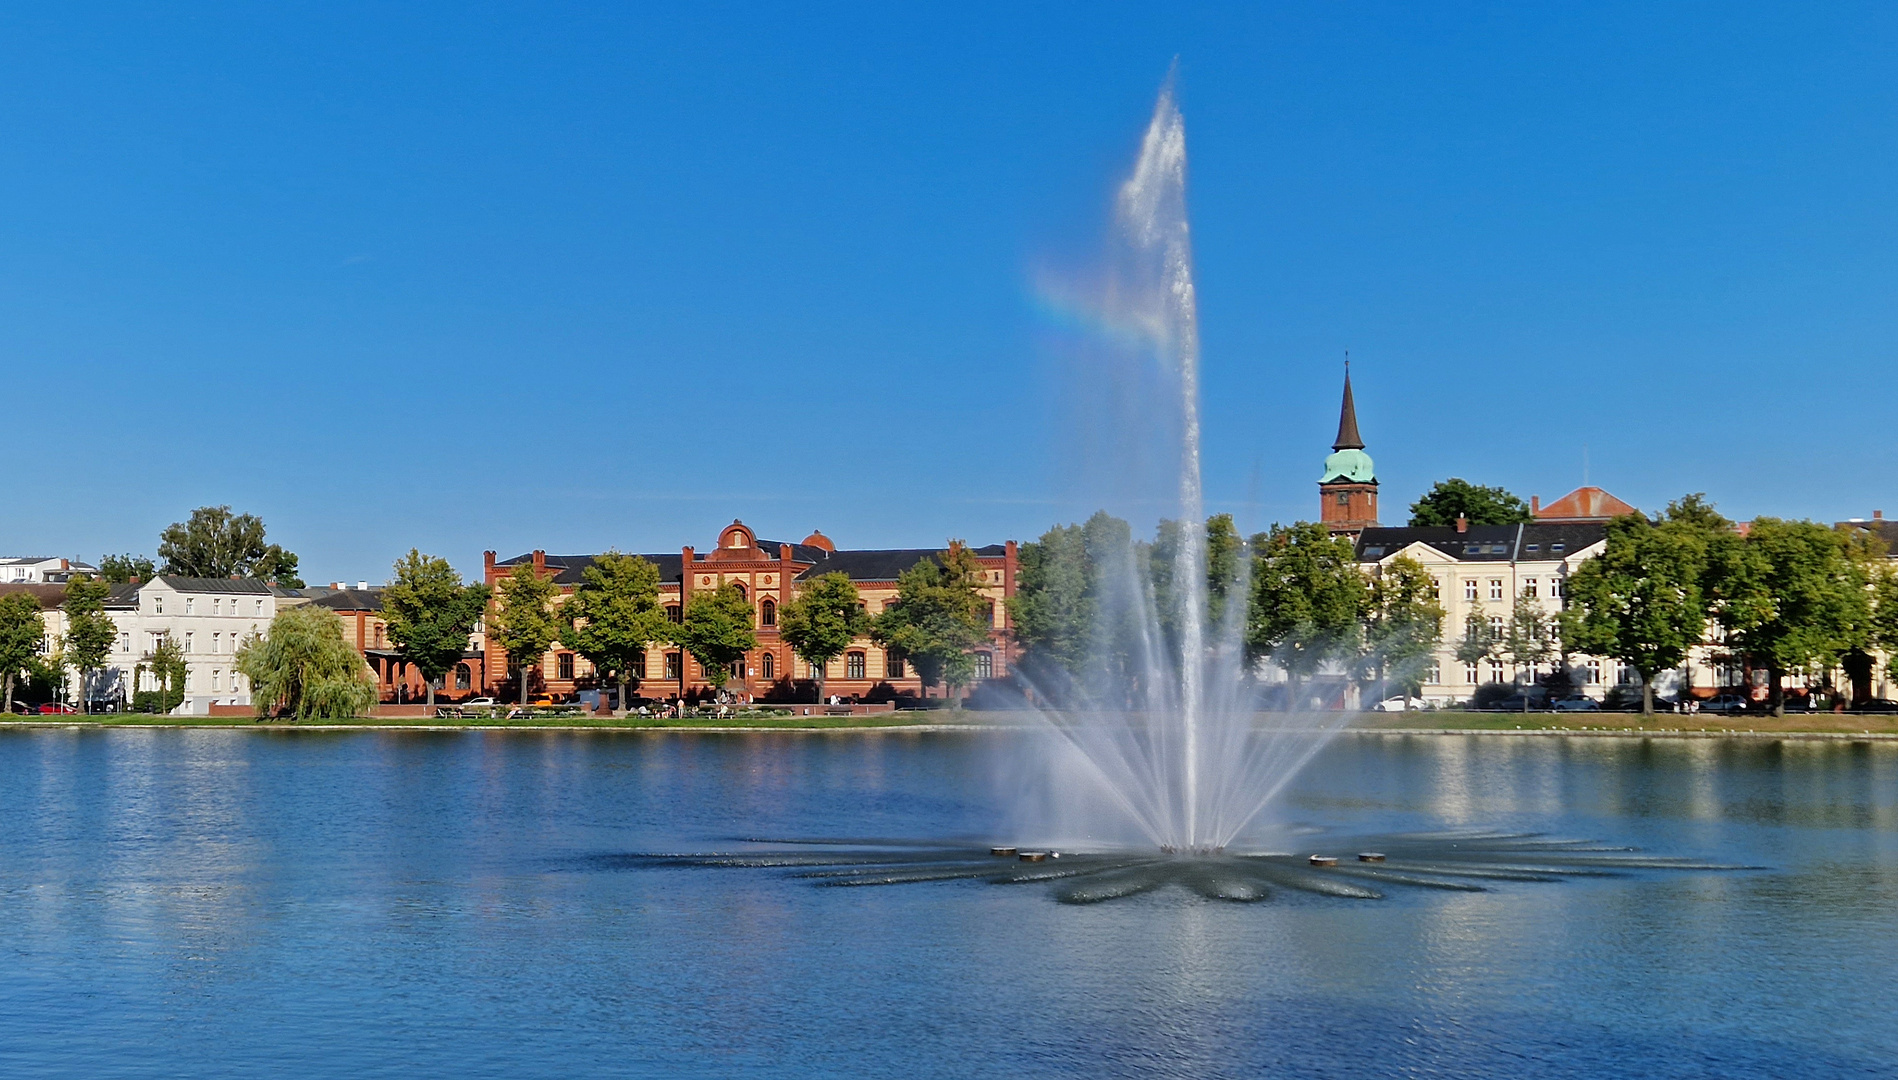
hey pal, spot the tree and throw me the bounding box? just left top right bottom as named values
left=1361, top=555, right=1444, bottom=709
left=236, top=605, right=378, bottom=720
left=1149, top=513, right=1247, bottom=643
left=60, top=576, right=116, bottom=715
left=1408, top=479, right=1533, bottom=527
left=559, top=551, right=670, bottom=711
left=1711, top=516, right=1868, bottom=715
left=1247, top=522, right=1367, bottom=708
left=1009, top=512, right=1138, bottom=696
left=381, top=550, right=493, bottom=710
left=677, top=582, right=757, bottom=693
left=777, top=572, right=866, bottom=702
left=98, top=554, right=156, bottom=584
left=872, top=543, right=990, bottom=697
left=158, top=505, right=303, bottom=586
left=133, top=634, right=188, bottom=714
left=486, top=563, right=562, bottom=705
left=0, top=591, right=46, bottom=715
left=1501, top=587, right=1556, bottom=711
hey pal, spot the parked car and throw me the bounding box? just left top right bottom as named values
left=1373, top=697, right=1420, bottom=712
left=1551, top=696, right=1600, bottom=712
left=37, top=703, right=76, bottom=714
left=1701, top=693, right=1752, bottom=715
left=460, top=698, right=496, bottom=708
left=1850, top=698, right=1898, bottom=714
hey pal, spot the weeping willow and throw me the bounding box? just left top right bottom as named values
left=236, top=605, right=378, bottom=720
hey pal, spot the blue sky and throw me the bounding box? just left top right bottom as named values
left=4, top=3, right=1896, bottom=583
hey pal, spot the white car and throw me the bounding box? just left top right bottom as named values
left=1373, top=697, right=1419, bottom=712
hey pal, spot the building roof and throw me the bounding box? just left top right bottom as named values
left=0, top=583, right=69, bottom=609
left=308, top=587, right=385, bottom=612
left=1836, top=518, right=1898, bottom=554
left=152, top=575, right=278, bottom=594
left=1535, top=486, right=1637, bottom=523
left=498, top=541, right=1008, bottom=586
left=1332, top=367, right=1364, bottom=451
left=1355, top=522, right=1607, bottom=563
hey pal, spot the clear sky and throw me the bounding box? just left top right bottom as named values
left=5, top=3, right=1897, bottom=583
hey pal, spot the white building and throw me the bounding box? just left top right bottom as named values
left=0, top=557, right=98, bottom=584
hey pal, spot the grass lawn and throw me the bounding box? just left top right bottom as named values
left=1349, top=709, right=1898, bottom=736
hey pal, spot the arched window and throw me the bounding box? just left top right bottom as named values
left=732, top=582, right=747, bottom=600
left=846, top=652, right=866, bottom=680
left=760, top=598, right=776, bottom=626
left=455, top=663, right=471, bottom=690
left=761, top=652, right=774, bottom=680
left=974, top=652, right=993, bottom=680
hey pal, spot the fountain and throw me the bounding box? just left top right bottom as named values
left=1005, top=73, right=1349, bottom=854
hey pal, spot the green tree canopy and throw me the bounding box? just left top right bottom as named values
left=134, top=633, right=188, bottom=715
left=1008, top=512, right=1137, bottom=692
left=1361, top=555, right=1444, bottom=705
left=61, top=576, right=116, bottom=715
left=236, top=605, right=378, bottom=720
left=777, top=572, right=866, bottom=702
left=381, top=550, right=492, bottom=709
left=98, top=554, right=156, bottom=584
left=560, top=551, right=670, bottom=710
left=0, top=591, right=46, bottom=715
left=159, top=506, right=303, bottom=586
left=1149, top=513, right=1247, bottom=642
left=677, top=582, right=757, bottom=693
left=487, top=563, right=562, bottom=705
left=872, top=543, right=990, bottom=696
left=1711, top=516, right=1868, bottom=714
left=1408, top=479, right=1533, bottom=527
left=1247, top=522, right=1367, bottom=705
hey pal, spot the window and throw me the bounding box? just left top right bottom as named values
left=633, top=653, right=647, bottom=679
left=1464, top=662, right=1479, bottom=685
left=665, top=605, right=682, bottom=623
left=809, top=661, right=824, bottom=679
left=760, top=598, right=776, bottom=626
left=731, top=658, right=746, bottom=680
left=1551, top=542, right=1566, bottom=554
left=732, top=582, right=747, bottom=600
left=254, top=599, right=264, bottom=616
left=1525, top=543, right=1540, bottom=554
left=1362, top=546, right=1384, bottom=558
left=1523, top=578, right=1538, bottom=598
left=1429, top=578, right=1441, bottom=601
left=846, top=652, right=865, bottom=680
left=1427, top=659, right=1441, bottom=684
left=184, top=670, right=194, bottom=691
left=761, top=653, right=773, bottom=680
left=1618, top=664, right=1637, bottom=686
left=982, top=601, right=995, bottom=627
left=211, top=599, right=220, bottom=616
left=1488, top=616, right=1504, bottom=641
left=1489, top=579, right=1504, bottom=601
left=974, top=652, right=993, bottom=680
left=1336, top=492, right=1351, bottom=506
left=212, top=670, right=221, bottom=691
left=456, top=664, right=471, bottom=690
left=1585, top=659, right=1601, bottom=684
left=1549, top=577, right=1563, bottom=599
left=1488, top=660, right=1504, bottom=683
left=1464, top=580, right=1478, bottom=602
left=558, top=653, right=574, bottom=680
left=154, top=597, right=163, bottom=615
left=664, top=653, right=681, bottom=680
left=184, top=632, right=194, bottom=653
left=212, top=632, right=221, bottom=653
left=185, top=598, right=195, bottom=615
left=886, top=653, right=905, bottom=679
left=118, top=633, right=131, bottom=654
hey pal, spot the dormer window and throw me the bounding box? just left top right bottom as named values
left=1551, top=543, right=1566, bottom=553
left=1525, top=543, right=1540, bottom=554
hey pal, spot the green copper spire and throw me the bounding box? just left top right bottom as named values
left=1321, top=360, right=1375, bottom=482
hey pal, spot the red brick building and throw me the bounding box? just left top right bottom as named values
left=482, top=521, right=1020, bottom=704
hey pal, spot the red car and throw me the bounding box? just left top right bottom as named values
left=36, top=703, right=76, bottom=715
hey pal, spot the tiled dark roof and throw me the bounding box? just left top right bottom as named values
left=1837, top=520, right=1898, bottom=554
left=497, top=553, right=687, bottom=586
left=500, top=543, right=1008, bottom=586
left=156, top=575, right=276, bottom=594
left=792, top=545, right=1007, bottom=582
left=1355, top=523, right=1606, bottom=563
left=0, top=583, right=68, bottom=609
left=310, top=588, right=384, bottom=612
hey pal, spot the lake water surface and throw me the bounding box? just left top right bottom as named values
left=1, top=728, right=1895, bottom=1079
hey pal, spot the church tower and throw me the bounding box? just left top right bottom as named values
left=1319, top=365, right=1378, bottom=537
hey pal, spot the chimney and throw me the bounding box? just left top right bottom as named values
left=357, top=580, right=368, bottom=590
left=1531, top=495, right=1540, bottom=515
left=1877, top=510, right=1885, bottom=521
left=128, top=575, right=140, bottom=585
left=531, top=550, right=546, bottom=575
left=1456, top=514, right=1469, bottom=534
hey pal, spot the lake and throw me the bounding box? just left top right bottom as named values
left=1, top=727, right=1894, bottom=1078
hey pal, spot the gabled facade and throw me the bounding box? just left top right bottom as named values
left=0, top=557, right=98, bottom=584
left=483, top=520, right=1019, bottom=703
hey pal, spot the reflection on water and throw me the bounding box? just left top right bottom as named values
left=0, top=729, right=1894, bottom=1079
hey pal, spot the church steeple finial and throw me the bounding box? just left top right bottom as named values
left=1333, top=355, right=1364, bottom=451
